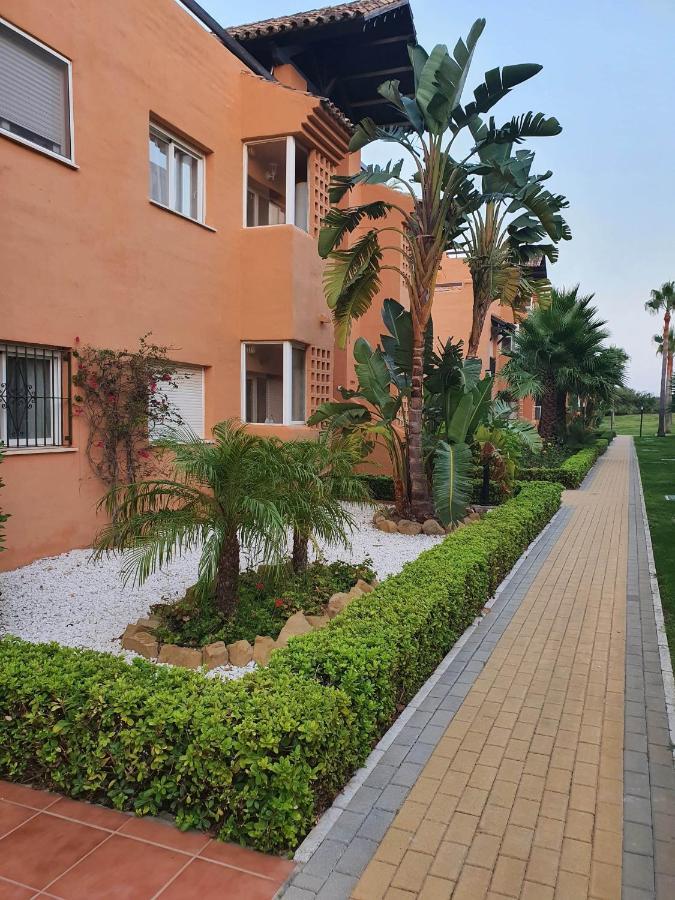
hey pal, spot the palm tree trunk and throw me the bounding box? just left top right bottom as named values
left=667, top=350, right=673, bottom=433
left=291, top=528, right=309, bottom=573
left=409, top=320, right=434, bottom=520
left=657, top=311, right=670, bottom=437
left=214, top=532, right=240, bottom=618
left=468, top=268, right=491, bottom=359
left=555, top=390, right=567, bottom=436
left=538, top=375, right=557, bottom=441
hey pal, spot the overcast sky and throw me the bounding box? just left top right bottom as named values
left=200, top=0, right=675, bottom=392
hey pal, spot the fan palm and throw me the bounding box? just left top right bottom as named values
left=645, top=281, right=675, bottom=437
left=501, top=286, right=609, bottom=440
left=280, top=434, right=369, bottom=572
left=94, top=420, right=308, bottom=618
left=654, top=327, right=674, bottom=432
left=318, top=20, right=563, bottom=519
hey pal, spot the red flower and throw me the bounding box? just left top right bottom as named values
left=274, top=599, right=284, bottom=608
left=161, top=373, right=172, bottom=381
left=256, top=582, right=264, bottom=591
left=138, top=449, right=150, bottom=459
left=95, top=440, right=104, bottom=448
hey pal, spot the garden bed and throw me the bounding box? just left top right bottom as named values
left=0, top=481, right=563, bottom=854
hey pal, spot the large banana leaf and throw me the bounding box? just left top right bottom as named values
left=353, top=339, right=399, bottom=418
left=445, top=391, right=475, bottom=444
left=432, top=441, right=474, bottom=525
left=378, top=80, right=424, bottom=134
left=464, top=375, right=495, bottom=440
left=307, top=401, right=371, bottom=429
left=480, top=112, right=562, bottom=146
left=324, top=232, right=382, bottom=347
left=329, top=161, right=403, bottom=204
left=453, top=63, right=543, bottom=128
left=318, top=201, right=392, bottom=258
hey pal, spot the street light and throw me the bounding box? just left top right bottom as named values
left=639, top=405, right=644, bottom=438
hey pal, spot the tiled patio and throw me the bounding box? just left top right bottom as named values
left=0, top=781, right=294, bottom=899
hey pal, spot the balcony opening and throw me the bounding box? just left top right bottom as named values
left=242, top=341, right=306, bottom=425
left=245, top=137, right=308, bottom=231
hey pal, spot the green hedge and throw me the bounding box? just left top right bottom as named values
left=519, top=439, right=608, bottom=489
left=0, top=481, right=562, bottom=854
left=361, top=473, right=508, bottom=505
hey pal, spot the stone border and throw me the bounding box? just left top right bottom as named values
left=624, top=442, right=675, bottom=900
left=280, top=503, right=573, bottom=899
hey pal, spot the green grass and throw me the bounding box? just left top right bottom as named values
left=634, top=434, right=675, bottom=668
left=614, top=413, right=660, bottom=436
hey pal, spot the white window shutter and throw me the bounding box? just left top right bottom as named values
left=0, top=24, right=69, bottom=155
left=152, top=366, right=205, bottom=439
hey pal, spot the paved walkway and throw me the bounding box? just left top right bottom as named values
left=284, top=437, right=675, bottom=900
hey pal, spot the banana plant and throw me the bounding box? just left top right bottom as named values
left=319, top=19, right=563, bottom=520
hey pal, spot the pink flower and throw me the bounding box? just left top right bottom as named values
left=161, top=373, right=172, bottom=382
left=274, top=599, right=284, bottom=608
left=95, top=440, right=104, bottom=448
left=256, top=582, right=264, bottom=591
left=138, top=449, right=150, bottom=459
left=74, top=336, right=80, bottom=343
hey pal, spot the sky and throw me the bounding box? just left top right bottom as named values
left=200, top=0, right=675, bottom=392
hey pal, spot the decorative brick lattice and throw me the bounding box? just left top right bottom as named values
left=309, top=346, right=332, bottom=415
left=312, top=151, right=334, bottom=237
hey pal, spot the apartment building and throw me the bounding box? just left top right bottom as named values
left=0, top=0, right=517, bottom=570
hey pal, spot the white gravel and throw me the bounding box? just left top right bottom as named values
left=0, top=503, right=444, bottom=680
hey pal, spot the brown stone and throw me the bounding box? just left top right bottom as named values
left=136, top=615, right=161, bottom=633
left=121, top=623, right=143, bottom=641
left=422, top=518, right=446, bottom=536
left=227, top=639, right=253, bottom=666
left=306, top=615, right=329, bottom=629
left=327, top=591, right=353, bottom=618
left=376, top=518, right=399, bottom=533
left=277, top=611, right=314, bottom=646
left=397, top=519, right=422, bottom=535
left=201, top=641, right=228, bottom=670
left=355, top=579, right=375, bottom=594
left=372, top=510, right=387, bottom=524
left=158, top=644, right=202, bottom=668
left=121, top=629, right=158, bottom=658
left=253, top=635, right=279, bottom=666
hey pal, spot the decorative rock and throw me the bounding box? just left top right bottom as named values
left=467, top=511, right=481, bottom=522
left=253, top=635, right=279, bottom=666
left=158, top=644, right=202, bottom=668
left=227, top=640, right=253, bottom=666
left=397, top=519, right=422, bottom=536
left=445, top=523, right=456, bottom=534
left=375, top=518, right=399, bottom=533
left=372, top=511, right=387, bottom=525
left=201, top=641, right=228, bottom=670
left=355, top=579, right=375, bottom=594
left=277, top=611, right=314, bottom=646
left=136, top=616, right=161, bottom=633
left=122, top=629, right=158, bottom=658
left=422, top=519, right=446, bottom=536
left=121, top=623, right=143, bottom=641
left=306, top=615, right=329, bottom=629
left=347, top=585, right=363, bottom=599
left=327, top=591, right=353, bottom=618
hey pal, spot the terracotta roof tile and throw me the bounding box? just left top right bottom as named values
left=228, top=0, right=399, bottom=41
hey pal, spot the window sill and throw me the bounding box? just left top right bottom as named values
left=149, top=200, right=216, bottom=232
left=0, top=129, right=78, bottom=169
left=243, top=223, right=310, bottom=235
left=2, top=446, right=78, bottom=456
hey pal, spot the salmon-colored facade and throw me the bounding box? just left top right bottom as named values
left=0, top=0, right=526, bottom=570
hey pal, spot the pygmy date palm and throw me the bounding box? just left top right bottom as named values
left=319, top=19, right=562, bottom=519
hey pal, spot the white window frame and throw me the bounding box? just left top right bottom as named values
left=149, top=123, right=205, bottom=224
left=243, top=136, right=309, bottom=230
left=0, top=17, right=75, bottom=165
left=240, top=341, right=306, bottom=425
left=0, top=345, right=62, bottom=448
left=534, top=403, right=542, bottom=421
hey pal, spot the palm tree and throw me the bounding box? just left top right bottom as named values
left=645, top=281, right=675, bottom=437
left=318, top=21, right=563, bottom=519
left=501, top=286, right=609, bottom=440
left=94, top=420, right=307, bottom=618
left=281, top=435, right=369, bottom=572
left=574, top=346, right=628, bottom=426
left=654, top=327, right=674, bottom=432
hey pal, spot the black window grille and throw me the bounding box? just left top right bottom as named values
left=0, top=343, right=72, bottom=449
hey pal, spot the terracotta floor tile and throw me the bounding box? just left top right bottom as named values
left=0, top=802, right=35, bottom=840
left=200, top=839, right=295, bottom=881
left=0, top=813, right=107, bottom=890
left=46, top=797, right=130, bottom=832
left=0, top=879, right=35, bottom=900
left=0, top=782, right=56, bottom=810
left=118, top=816, right=210, bottom=854
left=48, top=834, right=186, bottom=899
left=157, top=858, right=279, bottom=900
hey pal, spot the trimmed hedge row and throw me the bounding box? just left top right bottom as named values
left=361, top=473, right=508, bottom=505
left=0, top=481, right=563, bottom=853
left=519, top=439, right=609, bottom=489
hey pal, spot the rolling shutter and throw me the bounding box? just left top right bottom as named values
left=0, top=22, right=70, bottom=156
left=151, top=366, right=205, bottom=440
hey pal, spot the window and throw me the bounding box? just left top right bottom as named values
left=0, top=343, right=71, bottom=448
left=244, top=137, right=308, bottom=231
left=0, top=19, right=73, bottom=161
left=242, top=342, right=306, bottom=425
left=534, top=397, right=542, bottom=421
left=149, top=124, right=204, bottom=222
left=151, top=365, right=205, bottom=439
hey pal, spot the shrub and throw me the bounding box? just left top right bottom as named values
left=0, top=482, right=562, bottom=853
left=358, top=473, right=396, bottom=502
left=519, top=438, right=608, bottom=489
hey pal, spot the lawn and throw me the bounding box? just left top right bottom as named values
left=614, top=413, right=660, bottom=436
left=634, top=434, right=675, bottom=668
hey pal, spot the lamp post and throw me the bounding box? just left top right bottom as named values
left=639, top=405, right=644, bottom=438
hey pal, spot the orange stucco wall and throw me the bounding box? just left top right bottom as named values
left=0, top=0, right=346, bottom=569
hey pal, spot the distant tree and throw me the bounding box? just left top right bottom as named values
left=613, top=386, right=659, bottom=416
left=645, top=281, right=675, bottom=437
